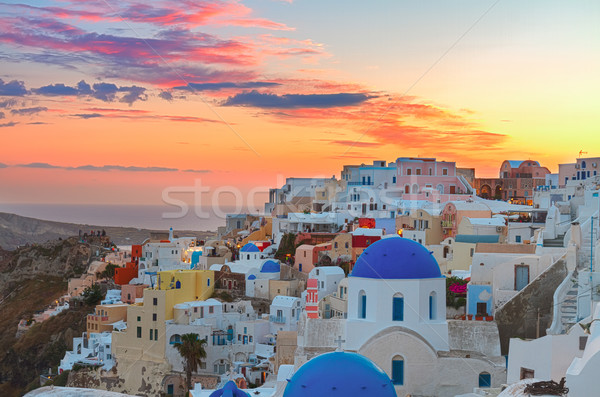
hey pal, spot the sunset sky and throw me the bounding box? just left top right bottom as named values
left=1, top=0, right=599, bottom=208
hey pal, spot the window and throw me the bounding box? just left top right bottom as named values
left=429, top=168, right=433, bottom=175
left=580, top=336, right=588, bottom=350
left=207, top=278, right=210, bottom=287
left=442, top=168, right=448, bottom=176
left=470, top=248, right=474, bottom=257
left=150, top=329, right=153, bottom=340
left=392, top=356, right=404, bottom=385
left=155, top=329, right=158, bottom=339
left=334, top=242, right=338, bottom=248
left=209, top=306, right=214, bottom=314
left=358, top=290, right=367, bottom=319
left=392, top=176, right=396, bottom=183
left=249, top=336, right=253, bottom=342
left=407, top=168, right=411, bottom=175
left=345, top=242, right=349, bottom=249
left=238, top=334, right=241, bottom=341
left=153, top=297, right=158, bottom=306
left=244, top=327, right=247, bottom=334
left=429, top=292, right=436, bottom=320
left=137, top=326, right=142, bottom=338
left=520, top=368, right=534, bottom=380
left=175, top=280, right=181, bottom=289
left=153, top=313, right=157, bottom=321
left=170, top=334, right=181, bottom=345
left=393, top=294, right=404, bottom=321
left=516, top=235, right=521, bottom=243
left=479, top=372, right=491, bottom=388
left=137, top=316, right=141, bottom=322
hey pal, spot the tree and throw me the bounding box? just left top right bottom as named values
left=81, top=284, right=102, bottom=306
left=100, top=263, right=119, bottom=279
left=174, top=333, right=207, bottom=392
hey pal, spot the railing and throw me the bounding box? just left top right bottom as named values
left=269, top=315, right=286, bottom=323
left=347, top=181, right=374, bottom=186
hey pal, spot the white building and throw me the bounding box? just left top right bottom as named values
left=59, top=332, right=114, bottom=373
left=269, top=296, right=301, bottom=334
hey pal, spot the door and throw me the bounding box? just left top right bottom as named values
left=515, top=265, right=529, bottom=291
left=362, top=203, right=367, bottom=215
left=476, top=302, right=487, bottom=316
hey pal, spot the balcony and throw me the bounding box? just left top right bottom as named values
left=269, top=315, right=286, bottom=324
left=441, top=220, right=453, bottom=228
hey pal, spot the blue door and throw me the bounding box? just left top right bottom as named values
left=479, top=373, right=491, bottom=388
left=392, top=297, right=404, bottom=321
left=392, top=358, right=404, bottom=385
left=515, top=265, right=529, bottom=291
left=167, top=384, right=174, bottom=395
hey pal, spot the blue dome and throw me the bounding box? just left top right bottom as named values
left=248, top=274, right=256, bottom=280
left=209, top=380, right=250, bottom=397
left=240, top=243, right=259, bottom=253
left=261, top=260, right=280, bottom=273
left=350, top=237, right=441, bottom=279
left=283, top=352, right=397, bottom=397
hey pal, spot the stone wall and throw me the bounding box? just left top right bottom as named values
left=494, top=257, right=567, bottom=354
left=447, top=319, right=501, bottom=357
left=280, top=263, right=308, bottom=282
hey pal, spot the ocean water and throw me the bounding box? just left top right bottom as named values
left=0, top=203, right=257, bottom=232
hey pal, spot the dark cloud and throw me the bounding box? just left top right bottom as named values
left=182, top=169, right=211, bottom=173
left=72, top=113, right=103, bottom=119
left=10, top=107, right=48, bottom=116
left=34, top=80, right=146, bottom=105
left=158, top=90, right=173, bottom=101
left=0, top=122, right=17, bottom=128
left=223, top=90, right=371, bottom=109
left=34, top=83, right=79, bottom=96
left=71, top=165, right=178, bottom=172
left=0, top=163, right=7, bottom=168
left=175, top=81, right=280, bottom=92
left=18, top=162, right=61, bottom=169
left=0, top=79, right=28, bottom=96
left=0, top=111, right=4, bottom=119
left=0, top=99, right=19, bottom=109
left=27, top=121, right=49, bottom=125
left=11, top=162, right=208, bottom=173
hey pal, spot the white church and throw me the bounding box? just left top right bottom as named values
left=293, top=237, right=507, bottom=397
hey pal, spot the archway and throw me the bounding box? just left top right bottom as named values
left=479, top=184, right=492, bottom=199
left=494, top=185, right=502, bottom=200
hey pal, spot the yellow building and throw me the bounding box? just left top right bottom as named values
left=112, top=269, right=214, bottom=364
left=87, top=303, right=128, bottom=337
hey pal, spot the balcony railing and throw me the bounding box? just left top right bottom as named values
left=269, top=315, right=286, bottom=324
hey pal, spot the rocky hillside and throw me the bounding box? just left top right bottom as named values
left=0, top=212, right=215, bottom=250
left=0, top=238, right=98, bottom=396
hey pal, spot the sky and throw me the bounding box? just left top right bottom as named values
left=0, top=0, right=599, bottom=209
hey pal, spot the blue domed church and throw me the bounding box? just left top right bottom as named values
left=287, top=237, right=505, bottom=397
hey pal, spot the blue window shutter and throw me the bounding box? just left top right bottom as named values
left=479, top=373, right=491, bottom=388
left=393, top=297, right=404, bottom=321
left=429, top=296, right=434, bottom=320
left=392, top=359, right=404, bottom=385
left=361, top=294, right=367, bottom=318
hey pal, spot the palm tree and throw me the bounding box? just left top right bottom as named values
left=174, top=333, right=207, bottom=392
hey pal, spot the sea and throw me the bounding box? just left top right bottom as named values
left=0, top=203, right=259, bottom=232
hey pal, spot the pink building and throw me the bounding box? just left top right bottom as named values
left=395, top=157, right=471, bottom=196
left=294, top=243, right=332, bottom=273
left=121, top=284, right=147, bottom=303
left=558, top=156, right=600, bottom=187
left=441, top=201, right=492, bottom=239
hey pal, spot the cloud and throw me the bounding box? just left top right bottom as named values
left=72, top=113, right=103, bottom=119
left=0, top=163, right=7, bottom=168
left=0, top=99, right=18, bottom=109
left=0, top=111, right=4, bottom=119
left=18, top=162, right=61, bottom=169
left=0, top=122, right=17, bottom=128
left=10, top=107, right=48, bottom=116
left=328, top=139, right=383, bottom=148
left=11, top=162, right=212, bottom=173
left=34, top=80, right=147, bottom=105
left=223, top=90, right=372, bottom=109
left=175, top=81, right=280, bottom=92
left=0, top=79, right=28, bottom=96
left=27, top=121, right=49, bottom=125
left=72, top=165, right=179, bottom=172
left=182, top=169, right=212, bottom=173
left=158, top=90, right=173, bottom=101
